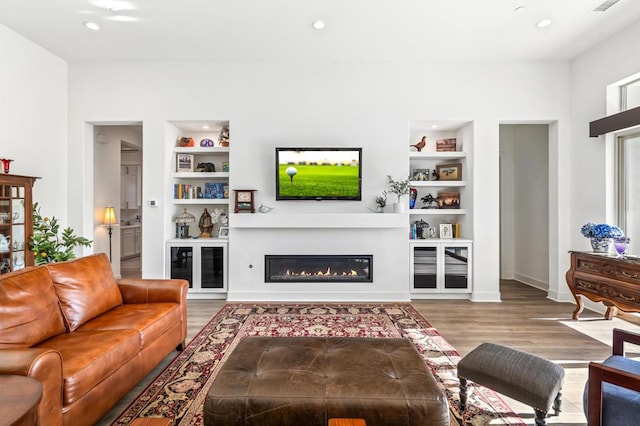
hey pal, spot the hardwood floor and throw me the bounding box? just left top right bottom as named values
left=99, top=280, right=640, bottom=425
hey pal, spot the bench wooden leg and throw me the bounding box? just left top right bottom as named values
left=459, top=377, right=468, bottom=411
left=534, top=409, right=547, bottom=426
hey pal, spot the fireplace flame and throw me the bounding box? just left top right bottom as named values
left=283, top=266, right=359, bottom=277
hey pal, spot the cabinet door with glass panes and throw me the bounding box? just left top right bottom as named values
left=410, top=240, right=472, bottom=295
left=0, top=174, right=38, bottom=274
left=166, top=240, right=227, bottom=298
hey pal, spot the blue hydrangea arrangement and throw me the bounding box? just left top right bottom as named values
left=580, top=222, right=624, bottom=239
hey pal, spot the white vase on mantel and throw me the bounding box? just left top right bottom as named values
left=393, top=196, right=407, bottom=213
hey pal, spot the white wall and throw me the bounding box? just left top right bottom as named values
left=0, top=24, right=68, bottom=228
left=65, top=60, right=571, bottom=301
left=500, top=124, right=549, bottom=289
left=567, top=19, right=640, bottom=309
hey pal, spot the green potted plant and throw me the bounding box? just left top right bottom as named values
left=29, top=202, right=93, bottom=265
left=387, top=175, right=411, bottom=212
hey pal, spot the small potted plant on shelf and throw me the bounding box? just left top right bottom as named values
left=387, top=175, right=411, bottom=213
left=371, top=191, right=387, bottom=213
left=580, top=222, right=624, bottom=253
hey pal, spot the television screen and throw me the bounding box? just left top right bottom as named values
left=276, top=148, right=362, bottom=200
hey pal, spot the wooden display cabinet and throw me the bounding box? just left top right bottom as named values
left=0, top=174, right=38, bottom=274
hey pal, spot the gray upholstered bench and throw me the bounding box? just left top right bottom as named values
left=457, top=342, right=564, bottom=426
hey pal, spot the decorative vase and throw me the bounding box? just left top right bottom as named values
left=590, top=237, right=611, bottom=253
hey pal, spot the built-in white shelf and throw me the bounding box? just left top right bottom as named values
left=410, top=180, right=466, bottom=187
left=409, top=209, right=468, bottom=215
left=231, top=213, right=407, bottom=229
left=173, top=147, right=229, bottom=154
left=172, top=172, right=229, bottom=179
left=409, top=152, right=466, bottom=160
left=174, top=199, right=230, bottom=205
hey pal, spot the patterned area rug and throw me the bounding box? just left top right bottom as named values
left=113, top=303, right=524, bottom=425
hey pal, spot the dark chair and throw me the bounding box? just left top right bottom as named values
left=585, top=328, right=640, bottom=426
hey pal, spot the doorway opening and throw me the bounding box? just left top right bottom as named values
left=499, top=124, right=549, bottom=291
left=93, top=124, right=143, bottom=279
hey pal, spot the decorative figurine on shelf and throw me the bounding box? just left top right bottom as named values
left=218, top=126, right=230, bottom=147
left=410, top=136, right=426, bottom=152
left=178, top=137, right=194, bottom=147
left=421, top=193, right=439, bottom=209
left=198, top=208, right=214, bottom=238
left=431, top=169, right=440, bottom=181
left=195, top=162, right=216, bottom=172
left=409, top=188, right=418, bottom=209
left=0, top=159, right=13, bottom=174
left=414, top=219, right=429, bottom=239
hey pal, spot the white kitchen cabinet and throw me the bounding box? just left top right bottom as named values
left=121, top=226, right=141, bottom=260
left=410, top=240, right=472, bottom=297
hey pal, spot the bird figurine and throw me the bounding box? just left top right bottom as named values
left=410, top=136, right=426, bottom=152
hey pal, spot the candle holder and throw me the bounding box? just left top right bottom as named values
left=613, top=237, right=630, bottom=258
left=0, top=159, right=13, bottom=174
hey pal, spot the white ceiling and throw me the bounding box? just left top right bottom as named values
left=1, top=0, right=640, bottom=63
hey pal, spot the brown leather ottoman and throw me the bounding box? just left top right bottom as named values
left=203, top=337, right=449, bottom=426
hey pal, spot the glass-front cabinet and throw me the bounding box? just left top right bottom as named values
left=410, top=240, right=472, bottom=296
left=0, top=174, right=38, bottom=274
left=166, top=240, right=227, bottom=298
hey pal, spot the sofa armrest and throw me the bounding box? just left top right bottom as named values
left=587, top=360, right=640, bottom=426
left=118, top=278, right=189, bottom=348
left=0, top=348, right=64, bottom=424
left=612, top=328, right=640, bottom=356
left=117, top=278, right=188, bottom=305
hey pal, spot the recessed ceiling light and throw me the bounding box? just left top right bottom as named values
left=430, top=124, right=439, bottom=129
left=202, top=125, right=210, bottom=130
left=312, top=20, right=326, bottom=30
left=83, top=21, right=100, bottom=31
left=536, top=19, right=552, bottom=28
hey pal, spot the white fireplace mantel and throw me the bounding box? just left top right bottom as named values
left=230, top=213, right=406, bottom=229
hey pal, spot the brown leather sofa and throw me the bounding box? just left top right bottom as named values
left=0, top=253, right=188, bottom=425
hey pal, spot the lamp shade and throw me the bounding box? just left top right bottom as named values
left=103, top=206, right=118, bottom=226
left=173, top=207, right=196, bottom=224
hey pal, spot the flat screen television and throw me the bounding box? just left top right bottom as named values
left=276, top=147, right=362, bottom=201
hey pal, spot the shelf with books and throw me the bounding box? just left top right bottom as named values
left=408, top=120, right=473, bottom=253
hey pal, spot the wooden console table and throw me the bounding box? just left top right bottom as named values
left=566, top=251, right=640, bottom=320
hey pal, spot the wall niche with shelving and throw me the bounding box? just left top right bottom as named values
left=165, top=120, right=230, bottom=298
left=167, top=120, right=230, bottom=240
left=408, top=120, right=474, bottom=241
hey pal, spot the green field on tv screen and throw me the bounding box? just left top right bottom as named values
left=278, top=164, right=360, bottom=197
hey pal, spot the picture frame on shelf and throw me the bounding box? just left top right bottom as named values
left=222, top=161, right=229, bottom=172
left=411, top=168, right=430, bottom=181
left=176, top=154, right=194, bottom=172
left=218, top=227, right=229, bottom=238
left=439, top=223, right=453, bottom=239
left=436, top=138, right=457, bottom=152
left=437, top=191, right=460, bottom=209
left=435, top=163, right=462, bottom=181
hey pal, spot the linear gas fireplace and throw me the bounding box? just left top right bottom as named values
left=265, top=255, right=373, bottom=283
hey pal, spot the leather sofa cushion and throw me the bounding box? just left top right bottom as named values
left=0, top=266, right=66, bottom=347
left=46, top=253, right=123, bottom=331
left=77, top=303, right=181, bottom=349
left=36, top=328, right=140, bottom=405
